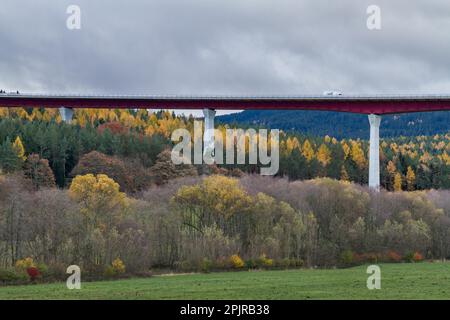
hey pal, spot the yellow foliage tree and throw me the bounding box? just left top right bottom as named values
left=173, top=175, right=252, bottom=232
left=317, top=144, right=331, bottom=167
left=394, top=172, right=403, bottom=191
left=341, top=142, right=351, bottom=159
left=0, top=107, right=9, bottom=118
left=406, top=166, right=416, bottom=191
left=441, top=152, right=450, bottom=165
left=69, top=174, right=128, bottom=225
left=286, top=137, right=300, bottom=154
left=350, top=141, right=366, bottom=169
left=420, top=152, right=433, bottom=164
left=111, top=258, right=126, bottom=274
left=12, top=136, right=26, bottom=161
left=387, top=161, right=396, bottom=176
left=30, top=109, right=43, bottom=121
left=302, top=140, right=315, bottom=162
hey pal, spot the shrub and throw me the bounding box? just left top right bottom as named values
left=112, top=258, right=126, bottom=274
left=413, top=252, right=424, bottom=262
left=277, top=258, right=291, bottom=269
left=175, top=260, right=194, bottom=272
left=36, top=262, right=48, bottom=274
left=213, top=257, right=229, bottom=270
left=229, top=254, right=245, bottom=269
left=15, top=257, right=35, bottom=271
left=41, top=264, right=67, bottom=282
left=295, top=258, right=305, bottom=268
left=104, top=266, right=116, bottom=278
left=387, top=250, right=402, bottom=262
left=200, top=258, right=213, bottom=273
left=85, top=264, right=108, bottom=281
left=244, top=259, right=257, bottom=269
left=339, top=250, right=354, bottom=266
left=26, top=267, right=40, bottom=282
left=103, top=258, right=126, bottom=278
left=404, top=252, right=415, bottom=262
left=256, top=254, right=273, bottom=268
left=0, top=269, right=27, bottom=284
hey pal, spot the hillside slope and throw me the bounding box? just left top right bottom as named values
left=217, top=110, right=450, bottom=139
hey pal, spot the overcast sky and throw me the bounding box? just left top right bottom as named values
left=1, top=1, right=450, bottom=116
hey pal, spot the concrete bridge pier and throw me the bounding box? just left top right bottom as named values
left=368, top=114, right=382, bottom=191
left=203, top=108, right=216, bottom=157
left=59, top=107, right=74, bottom=123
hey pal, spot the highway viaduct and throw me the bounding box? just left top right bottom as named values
left=1, top=93, right=450, bottom=190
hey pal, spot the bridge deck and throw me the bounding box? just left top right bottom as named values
left=2, top=93, right=450, bottom=114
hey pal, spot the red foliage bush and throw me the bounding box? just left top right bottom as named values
left=387, top=250, right=402, bottom=262
left=413, top=252, right=424, bottom=262
left=26, top=267, right=40, bottom=281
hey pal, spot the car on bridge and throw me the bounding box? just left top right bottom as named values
left=323, top=91, right=343, bottom=96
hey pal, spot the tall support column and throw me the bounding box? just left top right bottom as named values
left=59, top=107, right=74, bottom=123
left=368, top=114, right=382, bottom=191
left=203, top=108, right=216, bottom=157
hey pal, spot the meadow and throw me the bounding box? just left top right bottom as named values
left=1, top=262, right=449, bottom=300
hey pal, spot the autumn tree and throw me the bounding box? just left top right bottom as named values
left=385, top=160, right=398, bottom=191
left=69, top=174, right=129, bottom=265
left=149, top=149, right=198, bottom=185
left=23, top=154, right=56, bottom=189
left=350, top=141, right=366, bottom=169
left=394, top=172, right=403, bottom=191
left=317, top=144, right=331, bottom=167
left=69, top=173, right=128, bottom=219
left=0, top=138, right=22, bottom=173
left=97, top=122, right=130, bottom=135
left=341, top=141, right=351, bottom=160
left=12, top=136, right=26, bottom=162
left=302, top=140, right=315, bottom=162
left=406, top=166, right=416, bottom=191
left=173, top=175, right=252, bottom=236
left=70, top=151, right=137, bottom=193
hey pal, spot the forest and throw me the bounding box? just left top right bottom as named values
left=0, top=107, right=449, bottom=191
left=218, top=109, right=450, bottom=139
left=0, top=107, right=449, bottom=284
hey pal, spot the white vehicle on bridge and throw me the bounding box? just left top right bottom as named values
left=323, top=91, right=343, bottom=96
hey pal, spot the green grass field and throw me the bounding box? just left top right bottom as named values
left=1, top=263, right=450, bottom=300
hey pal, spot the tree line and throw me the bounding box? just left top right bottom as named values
left=0, top=174, right=449, bottom=283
